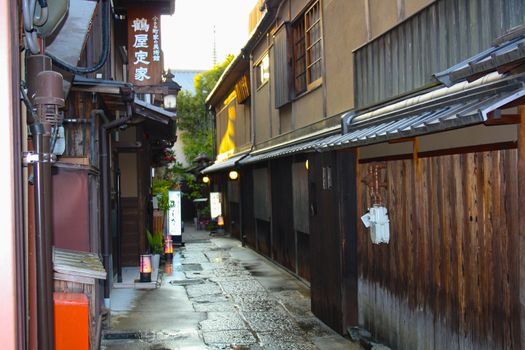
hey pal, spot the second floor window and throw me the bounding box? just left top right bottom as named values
left=293, top=0, right=322, bottom=95
left=256, top=53, right=270, bottom=88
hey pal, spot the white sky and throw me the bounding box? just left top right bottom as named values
left=161, top=0, right=257, bottom=70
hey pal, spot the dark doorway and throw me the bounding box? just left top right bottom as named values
left=270, top=158, right=296, bottom=272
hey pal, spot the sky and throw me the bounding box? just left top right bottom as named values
left=161, top=0, right=257, bottom=71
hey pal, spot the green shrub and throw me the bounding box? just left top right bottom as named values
left=146, top=229, right=163, bottom=255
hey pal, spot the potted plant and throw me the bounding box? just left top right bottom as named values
left=152, top=178, right=174, bottom=234
left=146, top=229, right=163, bottom=273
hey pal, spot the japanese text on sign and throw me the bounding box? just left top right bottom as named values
left=128, top=8, right=162, bottom=86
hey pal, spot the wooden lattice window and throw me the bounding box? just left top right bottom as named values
left=292, top=0, right=322, bottom=95
left=292, top=19, right=306, bottom=94
left=305, top=1, right=322, bottom=86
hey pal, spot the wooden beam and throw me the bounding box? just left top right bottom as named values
left=388, top=136, right=416, bottom=144
left=134, top=85, right=169, bottom=95
left=498, top=96, right=525, bottom=109
left=518, top=106, right=525, bottom=350
left=496, top=61, right=525, bottom=75
left=484, top=113, right=521, bottom=125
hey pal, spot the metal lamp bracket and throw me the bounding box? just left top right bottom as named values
left=23, top=151, right=57, bottom=166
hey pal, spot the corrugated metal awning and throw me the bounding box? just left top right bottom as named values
left=201, top=153, right=248, bottom=174
left=239, top=127, right=341, bottom=165
left=434, top=34, right=525, bottom=87
left=53, top=247, right=106, bottom=280
left=333, top=75, right=525, bottom=150
left=240, top=139, right=320, bottom=165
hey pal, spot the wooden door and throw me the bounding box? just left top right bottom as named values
left=270, top=158, right=296, bottom=272
left=308, top=150, right=357, bottom=333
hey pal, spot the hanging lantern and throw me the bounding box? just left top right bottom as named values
left=202, top=176, right=210, bottom=184
left=305, top=160, right=309, bottom=170
left=139, top=254, right=152, bottom=282
left=217, top=215, right=224, bottom=226
left=164, top=237, right=173, bottom=259
left=228, top=170, right=239, bottom=180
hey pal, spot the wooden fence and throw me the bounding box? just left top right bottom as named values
left=357, top=149, right=520, bottom=349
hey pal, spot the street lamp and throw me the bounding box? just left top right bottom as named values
left=163, top=70, right=180, bottom=111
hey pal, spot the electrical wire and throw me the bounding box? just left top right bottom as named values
left=50, top=125, right=60, bottom=154
left=23, top=0, right=41, bottom=54
left=19, top=83, right=38, bottom=124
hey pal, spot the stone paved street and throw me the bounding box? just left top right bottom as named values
left=101, top=225, right=362, bottom=349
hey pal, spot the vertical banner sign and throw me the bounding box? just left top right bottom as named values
left=168, top=191, right=182, bottom=237
left=210, top=192, right=222, bottom=219
left=127, top=6, right=162, bottom=86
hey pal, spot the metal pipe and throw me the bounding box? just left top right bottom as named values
left=27, top=66, right=64, bottom=350
left=29, top=122, right=54, bottom=350
left=99, top=121, right=111, bottom=307
left=115, top=168, right=122, bottom=282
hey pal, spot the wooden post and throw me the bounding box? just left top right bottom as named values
left=518, top=106, right=525, bottom=349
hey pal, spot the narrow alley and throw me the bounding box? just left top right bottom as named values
left=101, top=224, right=361, bottom=349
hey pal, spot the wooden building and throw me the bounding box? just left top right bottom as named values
left=204, top=0, right=525, bottom=348
left=12, top=0, right=176, bottom=347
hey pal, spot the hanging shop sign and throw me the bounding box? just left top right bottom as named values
left=127, top=6, right=162, bottom=86
left=210, top=192, right=222, bottom=219
left=168, top=190, right=182, bottom=236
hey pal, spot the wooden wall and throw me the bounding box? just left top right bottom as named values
left=63, top=92, right=98, bottom=160
left=120, top=197, right=140, bottom=266
left=240, top=158, right=312, bottom=281
left=357, top=149, right=520, bottom=349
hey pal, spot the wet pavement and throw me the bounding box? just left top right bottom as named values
left=101, top=224, right=362, bottom=349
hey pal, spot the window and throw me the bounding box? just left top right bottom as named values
left=292, top=20, right=306, bottom=94
left=292, top=0, right=322, bottom=94
left=255, top=53, right=270, bottom=88
left=234, top=74, right=250, bottom=104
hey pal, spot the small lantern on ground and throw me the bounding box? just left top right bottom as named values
left=139, top=254, right=153, bottom=282
left=164, top=237, right=173, bottom=259
left=217, top=215, right=225, bottom=234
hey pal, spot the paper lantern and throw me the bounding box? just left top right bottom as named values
left=164, top=237, right=173, bottom=258
left=139, top=254, right=152, bottom=282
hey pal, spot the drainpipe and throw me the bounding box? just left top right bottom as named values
left=93, top=107, right=132, bottom=308
left=29, top=122, right=54, bottom=350
left=115, top=168, right=122, bottom=282
left=249, top=53, right=256, bottom=149
left=26, top=69, right=64, bottom=350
